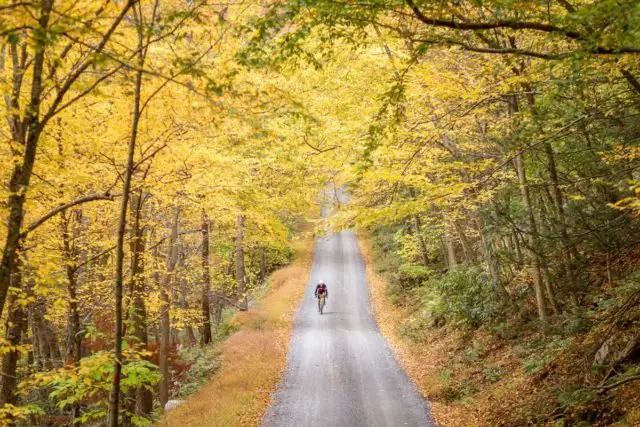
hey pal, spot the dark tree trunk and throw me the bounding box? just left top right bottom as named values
left=128, top=191, right=153, bottom=417
left=260, top=247, right=267, bottom=283
left=61, top=212, right=83, bottom=366
left=235, top=214, right=248, bottom=310
left=108, top=4, right=145, bottom=424
left=200, top=213, right=213, bottom=346
left=0, top=254, right=25, bottom=407
left=0, top=0, right=52, bottom=322
left=160, top=208, right=180, bottom=409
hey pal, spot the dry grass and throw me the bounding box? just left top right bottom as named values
left=160, top=239, right=312, bottom=427
left=359, top=236, right=479, bottom=427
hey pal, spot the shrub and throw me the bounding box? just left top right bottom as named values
left=424, top=265, right=499, bottom=327
left=394, top=263, right=435, bottom=290
left=175, top=345, right=221, bottom=397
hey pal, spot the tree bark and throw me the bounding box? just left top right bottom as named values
left=443, top=227, right=458, bottom=268
left=61, top=212, right=83, bottom=366
left=107, top=3, right=145, bottom=424
left=235, top=214, right=248, bottom=310
left=453, top=220, right=475, bottom=262
left=413, top=215, right=430, bottom=266
left=0, top=254, right=24, bottom=407
left=128, top=191, right=153, bottom=416
left=61, top=209, right=84, bottom=421
left=0, top=0, right=52, bottom=323
left=200, top=213, right=213, bottom=346
left=475, top=217, right=509, bottom=300
left=542, top=142, right=577, bottom=301
left=515, top=151, right=548, bottom=324
left=260, top=247, right=267, bottom=283
left=160, top=207, right=180, bottom=409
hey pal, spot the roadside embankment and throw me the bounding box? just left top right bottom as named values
left=360, top=234, right=640, bottom=426
left=160, top=238, right=312, bottom=427
left=359, top=236, right=478, bottom=426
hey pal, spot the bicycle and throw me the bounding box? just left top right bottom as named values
left=317, top=295, right=326, bottom=315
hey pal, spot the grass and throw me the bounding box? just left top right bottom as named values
left=159, top=238, right=312, bottom=427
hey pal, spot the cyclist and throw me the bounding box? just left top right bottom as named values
left=314, top=280, right=328, bottom=313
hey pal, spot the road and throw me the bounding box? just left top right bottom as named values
left=263, top=229, right=435, bottom=427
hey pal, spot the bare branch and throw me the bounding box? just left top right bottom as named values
left=22, top=193, right=114, bottom=237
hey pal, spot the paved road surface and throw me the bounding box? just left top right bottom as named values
left=263, top=230, right=435, bottom=427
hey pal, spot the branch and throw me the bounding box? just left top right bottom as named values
left=22, top=193, right=114, bottom=237
left=304, top=137, right=338, bottom=155
left=405, top=0, right=640, bottom=56
left=405, top=0, right=582, bottom=39
left=415, top=37, right=640, bottom=60
left=621, top=69, right=640, bottom=96
left=38, top=0, right=138, bottom=131
left=474, top=114, right=588, bottom=188
left=209, top=292, right=247, bottom=311
left=415, top=38, right=567, bottom=60
left=594, top=375, right=640, bottom=393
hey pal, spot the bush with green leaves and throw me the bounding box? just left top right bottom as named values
left=394, top=263, right=435, bottom=291
left=175, top=344, right=221, bottom=398
left=420, top=265, right=500, bottom=327
left=21, top=349, right=160, bottom=426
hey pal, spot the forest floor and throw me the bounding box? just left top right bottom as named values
left=359, top=236, right=640, bottom=427
left=159, top=237, right=313, bottom=427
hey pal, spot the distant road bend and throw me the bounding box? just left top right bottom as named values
left=263, top=230, right=435, bottom=427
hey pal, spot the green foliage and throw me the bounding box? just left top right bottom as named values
left=21, top=350, right=160, bottom=425
left=556, top=387, right=597, bottom=409
left=423, top=266, right=499, bottom=327
left=394, top=263, right=434, bottom=290
left=0, top=404, right=44, bottom=425
left=175, top=344, right=221, bottom=398
left=215, top=314, right=241, bottom=341
left=483, top=365, right=503, bottom=383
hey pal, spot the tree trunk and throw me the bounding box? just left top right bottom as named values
left=31, top=300, right=62, bottom=369
left=543, top=142, right=577, bottom=301
left=541, top=262, right=560, bottom=315
left=512, top=230, right=524, bottom=267
left=235, top=214, right=248, bottom=310
left=107, top=4, right=145, bottom=423
left=180, top=278, right=197, bottom=346
left=30, top=309, right=44, bottom=371
left=260, top=247, right=267, bottom=283
left=61, top=210, right=83, bottom=421
left=200, top=213, right=213, bottom=346
left=128, top=191, right=153, bottom=416
left=453, top=220, right=475, bottom=263
left=475, top=217, right=509, bottom=300
left=0, top=254, right=24, bottom=407
left=515, top=151, right=548, bottom=325
left=413, top=215, right=430, bottom=266
left=0, top=0, right=52, bottom=323
left=443, top=227, right=458, bottom=268
left=61, top=212, right=83, bottom=366
left=160, top=207, right=180, bottom=409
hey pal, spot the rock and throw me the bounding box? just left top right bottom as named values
left=165, top=399, right=186, bottom=412
left=594, top=336, right=612, bottom=365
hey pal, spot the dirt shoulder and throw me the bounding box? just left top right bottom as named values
left=359, top=237, right=479, bottom=426
left=160, top=238, right=312, bottom=427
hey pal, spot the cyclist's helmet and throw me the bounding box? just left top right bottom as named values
left=318, top=279, right=325, bottom=285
